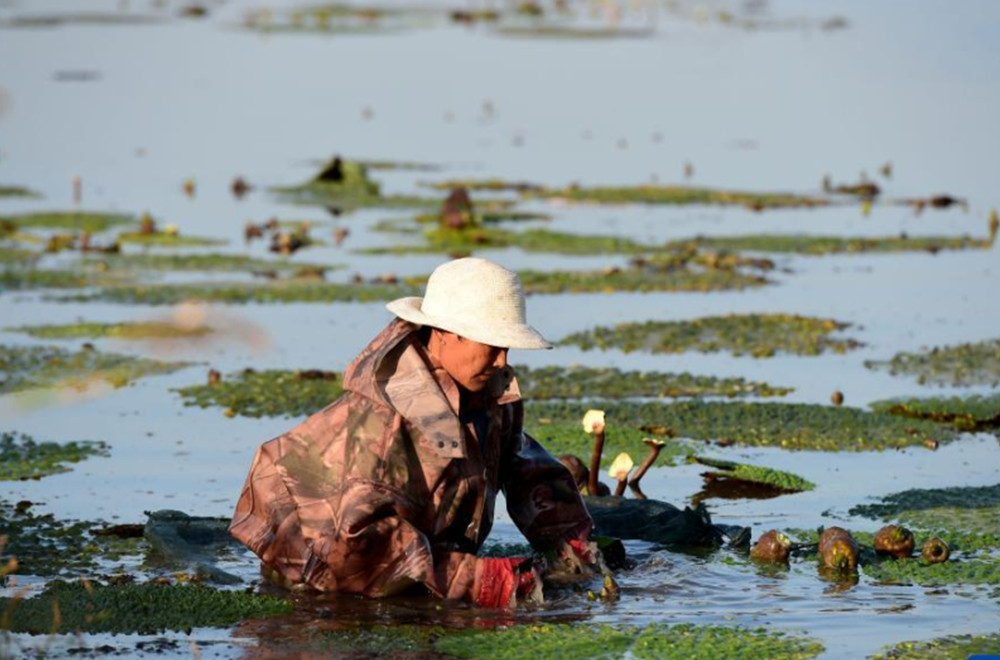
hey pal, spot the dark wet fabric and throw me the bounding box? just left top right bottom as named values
left=230, top=319, right=593, bottom=601
left=584, top=497, right=740, bottom=550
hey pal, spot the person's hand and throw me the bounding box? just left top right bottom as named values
left=475, top=556, right=545, bottom=607
left=544, top=538, right=603, bottom=584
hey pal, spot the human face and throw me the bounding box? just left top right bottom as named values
left=431, top=330, right=509, bottom=393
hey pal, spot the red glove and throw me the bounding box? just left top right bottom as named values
left=474, top=557, right=542, bottom=608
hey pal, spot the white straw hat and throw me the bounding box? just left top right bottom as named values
left=386, top=257, right=552, bottom=350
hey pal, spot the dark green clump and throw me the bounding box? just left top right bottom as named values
left=863, top=555, right=1000, bottom=587
left=526, top=400, right=952, bottom=452
left=864, top=338, right=1000, bottom=387
left=7, top=321, right=212, bottom=341
left=1, top=211, right=135, bottom=233
left=516, top=365, right=792, bottom=399
left=662, top=233, right=994, bottom=256
left=0, top=185, right=41, bottom=198
left=0, top=343, right=188, bottom=394
left=530, top=421, right=690, bottom=469
left=0, top=499, right=144, bottom=577
left=526, top=183, right=829, bottom=210
left=88, top=252, right=337, bottom=274
left=871, top=632, right=1000, bottom=659
left=870, top=392, right=1000, bottom=431
left=57, top=279, right=421, bottom=305
left=0, top=581, right=292, bottom=634
left=0, top=268, right=91, bottom=291
left=693, top=456, right=815, bottom=492
left=175, top=369, right=344, bottom=418
left=849, top=484, right=1000, bottom=520
left=517, top=265, right=768, bottom=294
left=0, top=431, right=109, bottom=481
left=560, top=314, right=861, bottom=357
left=362, top=226, right=648, bottom=256
left=272, top=158, right=436, bottom=210
left=849, top=484, right=1000, bottom=545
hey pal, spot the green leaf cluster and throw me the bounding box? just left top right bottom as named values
left=694, top=456, right=815, bottom=492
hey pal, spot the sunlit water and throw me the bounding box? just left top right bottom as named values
left=1, top=0, right=999, bottom=658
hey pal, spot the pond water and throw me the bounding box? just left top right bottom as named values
left=1, top=0, right=999, bottom=658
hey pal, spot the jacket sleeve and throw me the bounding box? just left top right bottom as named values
left=500, top=401, right=594, bottom=552
left=229, top=414, right=481, bottom=600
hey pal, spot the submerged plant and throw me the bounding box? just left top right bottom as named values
left=560, top=314, right=861, bottom=357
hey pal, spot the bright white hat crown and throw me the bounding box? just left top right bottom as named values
left=386, top=257, right=552, bottom=350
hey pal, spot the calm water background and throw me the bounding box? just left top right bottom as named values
left=1, top=0, right=999, bottom=657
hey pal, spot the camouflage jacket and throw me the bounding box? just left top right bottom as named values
left=230, top=318, right=593, bottom=600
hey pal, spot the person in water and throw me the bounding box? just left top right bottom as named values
left=230, top=257, right=602, bottom=607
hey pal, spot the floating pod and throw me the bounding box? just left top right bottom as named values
left=819, top=526, right=859, bottom=570
left=921, top=537, right=950, bottom=564
left=750, top=530, right=792, bottom=563
left=873, top=525, right=915, bottom=559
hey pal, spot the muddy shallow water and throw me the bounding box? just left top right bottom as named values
left=2, top=0, right=999, bottom=658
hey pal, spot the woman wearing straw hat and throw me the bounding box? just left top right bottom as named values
left=230, top=257, right=601, bottom=607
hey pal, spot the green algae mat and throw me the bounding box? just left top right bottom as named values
left=175, top=368, right=344, bottom=418
left=0, top=211, right=135, bottom=233
left=515, top=365, right=791, bottom=399
left=0, top=581, right=292, bottom=635
left=7, top=321, right=213, bottom=341
left=870, top=633, right=1000, bottom=659
left=0, top=344, right=188, bottom=394
left=560, top=314, right=861, bottom=357
left=865, top=337, right=1000, bottom=387
left=870, top=392, right=1000, bottom=432
left=662, top=233, right=995, bottom=256
left=0, top=499, right=144, bottom=577
left=0, top=431, right=109, bottom=481
left=311, top=622, right=823, bottom=660
left=526, top=400, right=952, bottom=452
left=693, top=456, right=815, bottom=492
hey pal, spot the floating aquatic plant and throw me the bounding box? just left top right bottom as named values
left=559, top=314, right=861, bottom=357
left=0, top=268, right=90, bottom=291
left=526, top=183, right=829, bottom=210
left=6, top=321, right=213, bottom=341
left=0, top=581, right=292, bottom=635
left=863, top=555, right=1000, bottom=587
left=0, top=343, right=188, bottom=394
left=0, top=431, right=109, bottom=481
left=517, top=264, right=768, bottom=294
left=271, top=158, right=435, bottom=210
left=870, top=632, right=1000, bottom=660
left=0, top=185, right=41, bottom=198
left=529, top=420, right=690, bottom=469
left=360, top=226, right=648, bottom=256
left=526, top=400, right=952, bottom=452
left=117, top=231, right=225, bottom=247
left=175, top=368, right=344, bottom=418
left=1, top=211, right=135, bottom=233
left=870, top=392, right=1000, bottom=431
left=864, top=338, right=1000, bottom=387
left=0, top=246, right=40, bottom=265
left=693, top=456, right=815, bottom=492
left=515, top=365, right=791, bottom=399
left=662, top=233, right=994, bottom=256
left=87, top=252, right=338, bottom=274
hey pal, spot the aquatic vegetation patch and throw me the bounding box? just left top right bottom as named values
left=527, top=184, right=829, bottom=210
left=560, top=314, right=861, bottom=357
left=0, top=500, right=144, bottom=577
left=517, top=264, right=768, bottom=294
left=0, top=246, right=40, bottom=265
left=849, top=484, right=1000, bottom=520
left=870, top=632, right=1000, bottom=660
left=1, top=211, right=135, bottom=233
left=117, top=231, right=226, bottom=247
left=862, top=555, right=1000, bottom=587
left=361, top=226, right=648, bottom=256
left=7, top=321, right=213, bottom=341
left=663, top=233, right=994, bottom=256
left=516, top=365, right=792, bottom=399
left=0, top=431, right=109, bottom=481
left=271, top=158, right=435, bottom=210
left=88, top=252, right=337, bottom=274
left=693, top=456, right=815, bottom=492
left=0, top=343, right=188, bottom=394
left=870, top=392, right=1000, bottom=432
left=529, top=420, right=690, bottom=469
left=864, top=338, right=1000, bottom=387
left=175, top=368, right=344, bottom=418
left=0, top=581, right=292, bottom=635
left=0, top=185, right=40, bottom=198
left=494, top=24, right=655, bottom=39
left=0, top=268, right=91, bottom=291
left=423, top=178, right=543, bottom=193
left=435, top=622, right=823, bottom=660
left=58, top=279, right=420, bottom=305
left=525, top=400, right=952, bottom=452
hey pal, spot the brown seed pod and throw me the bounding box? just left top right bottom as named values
left=873, top=525, right=915, bottom=559
left=750, top=530, right=792, bottom=563
left=819, top=526, right=859, bottom=570
left=831, top=390, right=844, bottom=406
left=921, top=537, right=950, bottom=564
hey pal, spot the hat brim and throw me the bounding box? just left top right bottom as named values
left=386, top=297, right=553, bottom=350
